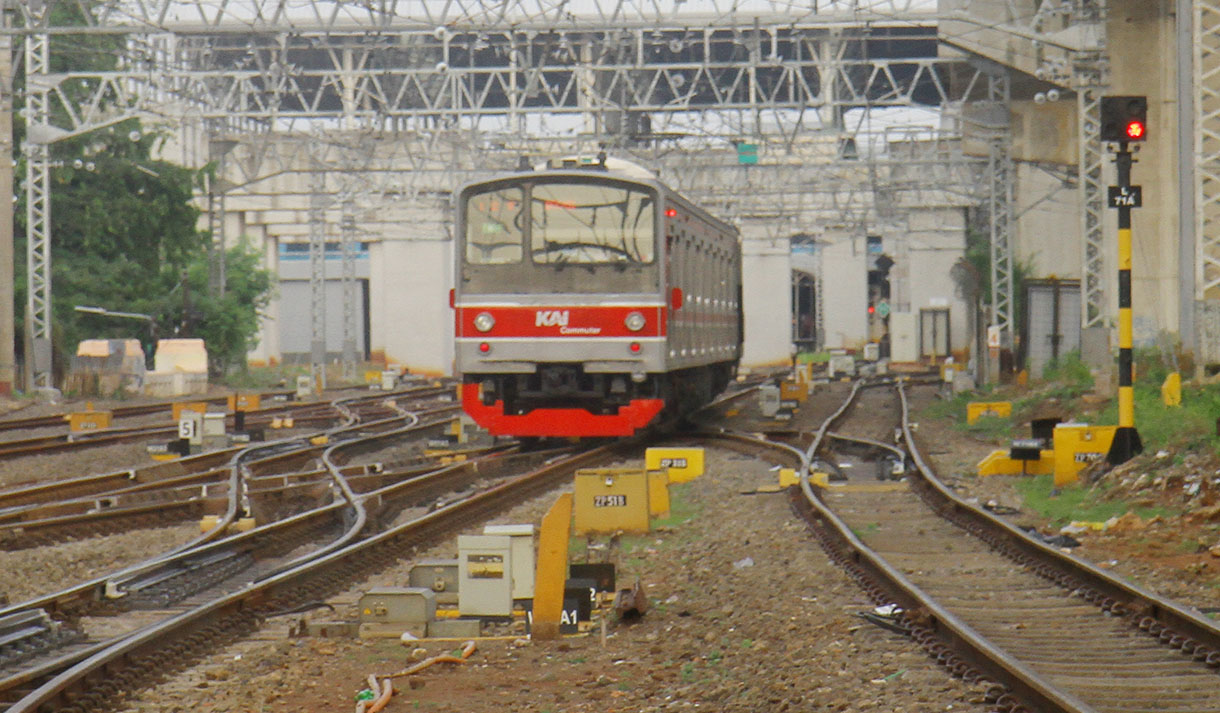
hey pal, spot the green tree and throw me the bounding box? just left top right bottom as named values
left=13, top=1, right=274, bottom=380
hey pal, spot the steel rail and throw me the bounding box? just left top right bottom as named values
left=894, top=383, right=1220, bottom=687
left=791, top=380, right=1095, bottom=712
left=4, top=440, right=621, bottom=712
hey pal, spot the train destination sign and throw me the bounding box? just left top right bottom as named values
left=1107, top=185, right=1142, bottom=208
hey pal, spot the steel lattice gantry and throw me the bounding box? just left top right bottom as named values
left=8, top=0, right=1006, bottom=380
left=1194, top=0, right=1220, bottom=365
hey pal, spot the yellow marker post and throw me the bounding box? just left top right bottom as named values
left=647, top=470, right=670, bottom=518
left=531, top=493, right=573, bottom=641
left=1161, top=372, right=1181, bottom=407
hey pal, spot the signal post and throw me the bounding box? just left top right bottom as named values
left=1101, top=96, right=1146, bottom=464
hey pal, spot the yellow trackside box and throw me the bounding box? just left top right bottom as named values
left=172, top=401, right=208, bottom=421
left=68, top=410, right=112, bottom=432
left=645, top=447, right=705, bottom=483
left=227, top=393, right=261, bottom=412
left=966, top=401, right=1012, bottom=424
left=647, top=470, right=670, bottom=518
left=1052, top=424, right=1117, bottom=487
left=780, top=381, right=808, bottom=404
left=573, top=468, right=651, bottom=535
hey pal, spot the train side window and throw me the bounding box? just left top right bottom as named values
left=464, top=186, right=523, bottom=264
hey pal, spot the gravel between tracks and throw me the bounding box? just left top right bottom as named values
left=0, top=523, right=200, bottom=605
left=111, top=441, right=988, bottom=713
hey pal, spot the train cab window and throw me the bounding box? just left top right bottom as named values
left=530, top=182, right=655, bottom=264
left=465, top=186, right=524, bottom=264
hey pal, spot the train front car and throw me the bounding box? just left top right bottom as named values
left=454, top=163, right=741, bottom=438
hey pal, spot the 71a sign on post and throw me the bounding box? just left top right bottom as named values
left=1107, top=185, right=1142, bottom=208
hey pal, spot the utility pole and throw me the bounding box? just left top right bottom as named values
left=0, top=4, right=15, bottom=396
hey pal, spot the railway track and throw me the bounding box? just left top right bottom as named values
left=781, top=380, right=1220, bottom=713
left=0, top=396, right=619, bottom=711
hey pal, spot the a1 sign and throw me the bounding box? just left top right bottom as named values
left=1107, top=185, right=1142, bottom=208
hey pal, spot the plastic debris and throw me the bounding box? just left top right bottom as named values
left=732, top=556, right=754, bottom=570
left=983, top=500, right=1020, bottom=515
left=355, top=688, right=376, bottom=702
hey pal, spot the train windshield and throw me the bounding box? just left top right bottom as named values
left=529, top=183, right=655, bottom=265
left=460, top=177, right=659, bottom=295
left=465, top=186, right=524, bottom=265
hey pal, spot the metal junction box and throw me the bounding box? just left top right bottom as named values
left=758, top=384, right=781, bottom=418
left=482, top=524, right=535, bottom=600
left=408, top=559, right=460, bottom=605
left=457, top=535, right=514, bottom=617
left=573, top=468, right=651, bottom=535
left=358, top=586, right=437, bottom=625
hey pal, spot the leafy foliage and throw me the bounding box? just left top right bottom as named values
left=11, top=1, right=273, bottom=379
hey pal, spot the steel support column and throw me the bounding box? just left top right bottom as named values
left=1077, top=84, right=1106, bottom=328
left=308, top=169, right=327, bottom=392
left=987, top=73, right=1015, bottom=349
left=24, top=29, right=51, bottom=389
left=1195, top=0, right=1220, bottom=301
left=340, top=197, right=357, bottom=382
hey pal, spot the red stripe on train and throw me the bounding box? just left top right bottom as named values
left=461, top=382, right=665, bottom=437
left=455, top=305, right=666, bottom=338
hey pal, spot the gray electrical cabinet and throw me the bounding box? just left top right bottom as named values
left=408, top=559, right=460, bottom=605
left=482, top=524, right=535, bottom=600
left=457, top=535, right=513, bottom=617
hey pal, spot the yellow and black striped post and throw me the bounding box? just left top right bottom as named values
left=1109, top=145, right=1142, bottom=464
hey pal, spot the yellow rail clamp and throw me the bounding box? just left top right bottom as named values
left=365, top=370, right=383, bottom=384
left=647, top=470, right=671, bottom=518
left=966, top=401, right=1012, bottom=425
left=645, top=447, right=705, bottom=483
left=270, top=416, right=283, bottom=429
left=809, top=471, right=830, bottom=488
left=724, top=408, right=740, bottom=417
left=1052, top=424, right=1117, bottom=487
left=172, top=401, right=208, bottom=421
left=68, top=410, right=112, bottom=433
left=283, top=416, right=295, bottom=428
left=778, top=468, right=799, bottom=487
left=1161, top=372, right=1182, bottom=407
left=230, top=517, right=257, bottom=533
left=310, top=434, right=329, bottom=446
left=573, top=468, right=651, bottom=535
left=977, top=449, right=1054, bottom=477
left=532, top=493, right=573, bottom=641
left=199, top=514, right=221, bottom=533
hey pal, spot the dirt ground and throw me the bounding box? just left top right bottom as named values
left=3, top=380, right=1218, bottom=712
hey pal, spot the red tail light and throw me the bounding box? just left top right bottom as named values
left=479, top=342, right=490, bottom=353
left=671, top=287, right=684, bottom=310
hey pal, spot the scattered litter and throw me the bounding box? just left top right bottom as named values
left=982, top=500, right=1020, bottom=515
left=768, top=464, right=782, bottom=471
left=665, top=595, right=679, bottom=604
left=1019, top=526, right=1081, bottom=548
left=870, top=669, right=908, bottom=683
left=856, top=605, right=908, bottom=635
left=1060, top=520, right=1107, bottom=535
left=399, top=631, right=419, bottom=643
left=874, top=604, right=902, bottom=616
left=732, top=556, right=755, bottom=570
left=1156, top=450, right=1171, bottom=459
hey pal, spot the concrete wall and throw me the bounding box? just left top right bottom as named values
left=902, top=207, right=971, bottom=353
left=740, top=230, right=794, bottom=368
left=819, top=234, right=869, bottom=350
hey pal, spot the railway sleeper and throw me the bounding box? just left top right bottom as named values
left=0, top=610, right=86, bottom=670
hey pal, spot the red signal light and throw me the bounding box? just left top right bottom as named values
left=868, top=305, right=875, bottom=314
left=665, top=208, right=677, bottom=218
left=1125, top=120, right=1145, bottom=140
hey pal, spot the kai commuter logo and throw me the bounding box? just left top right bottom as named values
left=535, top=310, right=570, bottom=327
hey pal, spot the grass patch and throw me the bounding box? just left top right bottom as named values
left=1095, top=381, right=1220, bottom=453
left=1014, top=475, right=1176, bottom=526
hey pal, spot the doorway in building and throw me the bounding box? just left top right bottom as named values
left=791, top=272, right=817, bottom=350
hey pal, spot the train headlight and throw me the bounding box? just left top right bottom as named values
left=624, top=311, right=646, bottom=332
left=474, top=312, right=496, bottom=332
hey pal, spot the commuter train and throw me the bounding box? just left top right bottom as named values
left=452, top=156, right=743, bottom=438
